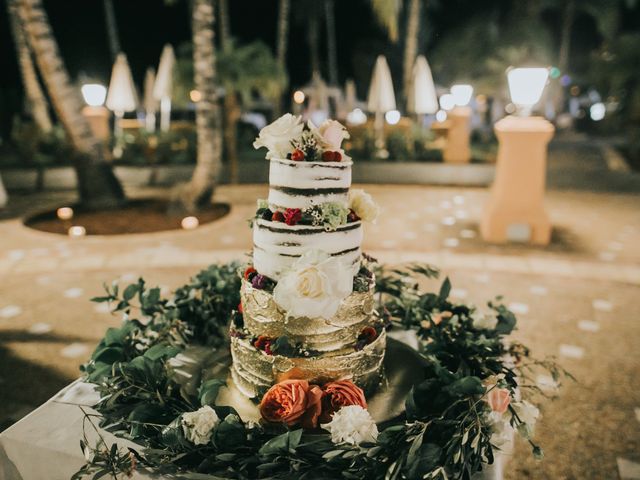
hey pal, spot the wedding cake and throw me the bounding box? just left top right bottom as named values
left=229, top=114, right=387, bottom=399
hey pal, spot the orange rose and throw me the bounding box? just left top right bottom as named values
left=486, top=387, right=510, bottom=414
left=319, top=380, right=367, bottom=423
left=259, top=379, right=323, bottom=429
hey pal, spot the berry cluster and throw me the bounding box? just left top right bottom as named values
left=355, top=326, right=379, bottom=351
left=288, top=148, right=343, bottom=162
left=243, top=266, right=274, bottom=290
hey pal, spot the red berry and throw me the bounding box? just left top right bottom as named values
left=322, top=151, right=336, bottom=162
left=291, top=149, right=305, bottom=161
left=283, top=208, right=302, bottom=226
left=272, top=211, right=285, bottom=222
left=347, top=209, right=360, bottom=222
left=238, top=302, right=243, bottom=313
left=333, top=152, right=342, bottom=162
left=359, top=326, right=378, bottom=344
left=243, top=267, right=256, bottom=280
left=254, top=335, right=273, bottom=355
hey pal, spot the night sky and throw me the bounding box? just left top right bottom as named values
left=1, top=0, right=639, bottom=130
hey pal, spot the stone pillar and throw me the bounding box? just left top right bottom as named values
left=481, top=115, right=554, bottom=245
left=81, top=106, right=110, bottom=143
left=443, top=106, right=471, bottom=163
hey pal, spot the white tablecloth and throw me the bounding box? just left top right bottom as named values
left=0, top=381, right=511, bottom=480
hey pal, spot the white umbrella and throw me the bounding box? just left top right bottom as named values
left=409, top=55, right=438, bottom=115
left=153, top=44, right=175, bottom=132
left=143, top=67, right=158, bottom=132
left=366, top=55, right=396, bottom=155
left=345, top=79, right=357, bottom=112
left=106, top=52, right=137, bottom=135
left=367, top=55, right=396, bottom=114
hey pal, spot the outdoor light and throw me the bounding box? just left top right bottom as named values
left=81, top=84, right=107, bottom=107
left=385, top=110, right=401, bottom=125
left=56, top=207, right=74, bottom=220
left=181, top=216, right=199, bottom=230
left=507, top=67, right=549, bottom=115
left=293, top=90, right=305, bottom=104
left=450, top=84, right=473, bottom=107
left=435, top=110, right=447, bottom=122
left=346, top=108, right=367, bottom=126
left=190, top=90, right=202, bottom=102
left=439, top=94, right=456, bottom=111
left=68, top=226, right=86, bottom=238
left=590, top=102, right=605, bottom=121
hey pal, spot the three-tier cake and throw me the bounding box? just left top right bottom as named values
left=229, top=114, right=386, bottom=399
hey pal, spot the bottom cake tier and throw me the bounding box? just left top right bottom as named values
left=230, top=330, right=387, bottom=399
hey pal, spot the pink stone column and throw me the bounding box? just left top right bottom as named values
left=443, top=106, right=471, bottom=163
left=480, top=115, right=554, bottom=245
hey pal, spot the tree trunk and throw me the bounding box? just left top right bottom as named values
left=175, top=0, right=222, bottom=212
left=325, top=0, right=338, bottom=85
left=218, top=0, right=230, bottom=51
left=223, top=90, right=241, bottom=184
left=276, top=0, right=290, bottom=67
left=7, top=0, right=52, bottom=133
left=402, top=0, right=420, bottom=111
left=307, top=13, right=320, bottom=77
left=21, top=0, right=125, bottom=208
left=556, top=0, right=575, bottom=113
left=103, top=0, right=121, bottom=61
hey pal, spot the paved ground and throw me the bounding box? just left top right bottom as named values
left=0, top=142, right=639, bottom=479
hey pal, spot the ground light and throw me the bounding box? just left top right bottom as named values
left=481, top=67, right=554, bottom=245
left=56, top=207, right=74, bottom=221
left=80, top=84, right=110, bottom=142
left=385, top=110, right=401, bottom=125
left=293, top=90, right=305, bottom=104
left=443, top=84, right=474, bottom=164
left=181, top=216, right=199, bottom=230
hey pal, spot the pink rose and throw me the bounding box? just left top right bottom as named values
left=487, top=387, right=510, bottom=414
left=259, top=379, right=323, bottom=429
left=320, top=380, right=367, bottom=423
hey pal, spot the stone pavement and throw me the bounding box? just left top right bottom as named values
left=0, top=180, right=639, bottom=479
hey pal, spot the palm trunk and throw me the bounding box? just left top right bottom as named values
left=402, top=0, right=420, bottom=111
left=103, top=0, right=121, bottom=61
left=218, top=0, right=230, bottom=51
left=276, top=0, right=290, bottom=67
left=176, top=0, right=222, bottom=212
left=556, top=0, right=575, bottom=113
left=21, top=0, right=125, bottom=208
left=325, top=0, right=338, bottom=85
left=224, top=91, right=241, bottom=184
left=7, top=0, right=52, bottom=133
left=307, top=14, right=320, bottom=77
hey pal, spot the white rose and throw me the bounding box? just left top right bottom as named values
left=322, top=405, right=378, bottom=445
left=473, top=313, right=498, bottom=330
left=181, top=405, right=220, bottom=445
left=512, top=400, right=540, bottom=439
left=487, top=411, right=514, bottom=447
left=308, top=119, right=350, bottom=151
left=253, top=114, right=304, bottom=159
left=273, top=250, right=353, bottom=320
left=348, top=189, right=379, bottom=223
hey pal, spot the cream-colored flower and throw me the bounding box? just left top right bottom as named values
left=308, top=119, right=350, bottom=151
left=512, top=400, right=540, bottom=439
left=253, top=114, right=304, bottom=159
left=322, top=405, right=378, bottom=445
left=473, top=313, right=498, bottom=330
left=181, top=405, right=220, bottom=445
left=273, top=250, right=352, bottom=319
left=348, top=189, right=379, bottom=223
left=487, top=411, right=514, bottom=447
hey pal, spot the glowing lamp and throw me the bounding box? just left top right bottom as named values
left=81, top=84, right=107, bottom=107
left=346, top=108, right=366, bottom=126
left=450, top=84, right=473, bottom=107
left=181, top=216, right=199, bottom=230
left=190, top=90, right=202, bottom=102
left=590, top=102, right=605, bottom=121
left=507, top=68, right=549, bottom=115
left=385, top=110, right=401, bottom=125
left=68, top=226, right=86, bottom=238
left=293, top=90, right=305, bottom=104
left=57, top=207, right=74, bottom=220
left=439, top=94, right=455, bottom=111
left=435, top=110, right=447, bottom=122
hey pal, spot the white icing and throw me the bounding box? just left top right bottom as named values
left=267, top=188, right=349, bottom=210
left=269, top=158, right=352, bottom=189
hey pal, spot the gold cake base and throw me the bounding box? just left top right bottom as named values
left=215, top=338, right=425, bottom=424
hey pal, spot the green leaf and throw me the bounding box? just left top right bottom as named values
left=446, top=376, right=484, bottom=396
left=92, top=346, right=124, bottom=364
left=438, top=277, right=451, bottom=302
left=258, top=429, right=303, bottom=456
left=199, top=379, right=226, bottom=406
left=123, top=284, right=139, bottom=301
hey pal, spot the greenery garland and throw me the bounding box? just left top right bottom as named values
left=73, top=261, right=568, bottom=480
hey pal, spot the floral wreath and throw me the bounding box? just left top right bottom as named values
left=73, top=261, right=569, bottom=480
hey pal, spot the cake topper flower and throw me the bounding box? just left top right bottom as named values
left=253, top=113, right=304, bottom=159
left=273, top=250, right=353, bottom=319
left=259, top=379, right=323, bottom=429
left=348, top=189, right=379, bottom=223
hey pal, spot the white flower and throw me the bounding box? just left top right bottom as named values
left=273, top=250, right=353, bottom=320
left=322, top=405, right=378, bottom=445
left=181, top=405, right=220, bottom=445
left=473, top=313, right=498, bottom=330
left=253, top=114, right=304, bottom=159
left=348, top=189, right=379, bottom=223
left=487, top=411, right=514, bottom=447
left=512, top=400, right=540, bottom=439
left=308, top=119, right=350, bottom=151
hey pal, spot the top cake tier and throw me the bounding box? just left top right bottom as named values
left=267, top=158, right=353, bottom=210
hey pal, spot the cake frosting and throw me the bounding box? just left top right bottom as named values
left=230, top=114, right=386, bottom=399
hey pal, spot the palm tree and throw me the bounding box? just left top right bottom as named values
left=325, top=0, right=338, bottom=85
left=402, top=0, right=421, bottom=110
left=175, top=0, right=222, bottom=212
left=218, top=0, right=230, bottom=51
left=20, top=0, right=125, bottom=208
left=103, top=0, right=121, bottom=61
left=276, top=0, right=290, bottom=68
left=369, top=0, right=400, bottom=42
left=6, top=0, right=52, bottom=133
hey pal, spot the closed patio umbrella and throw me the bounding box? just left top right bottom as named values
left=366, top=55, right=396, bottom=155
left=106, top=52, right=137, bottom=135
left=153, top=44, right=175, bottom=132
left=143, top=67, right=158, bottom=132
left=409, top=55, right=438, bottom=115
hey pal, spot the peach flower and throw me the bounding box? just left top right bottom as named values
left=486, top=387, right=511, bottom=414
left=259, top=379, right=323, bottom=429
left=320, top=380, right=367, bottom=423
